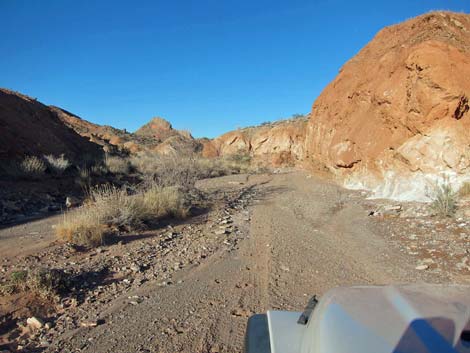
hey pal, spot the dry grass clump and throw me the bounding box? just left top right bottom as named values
left=87, top=185, right=149, bottom=229
left=20, top=156, right=47, bottom=178
left=90, top=163, right=109, bottom=176
left=427, top=177, right=457, bottom=217
left=44, top=154, right=71, bottom=175
left=56, top=183, right=187, bottom=246
left=459, top=181, right=470, bottom=198
left=56, top=209, right=108, bottom=247
left=105, top=154, right=131, bottom=174
left=0, top=268, right=69, bottom=298
left=0, top=156, right=48, bottom=179
left=75, top=166, right=93, bottom=190
left=142, top=184, right=187, bottom=219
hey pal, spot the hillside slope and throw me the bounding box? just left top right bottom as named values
left=51, top=107, right=202, bottom=154
left=0, top=89, right=103, bottom=164
left=305, top=11, right=470, bottom=200
left=55, top=109, right=202, bottom=156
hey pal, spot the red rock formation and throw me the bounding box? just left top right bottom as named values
left=305, top=11, right=470, bottom=200
left=135, top=117, right=194, bottom=141
left=203, top=118, right=307, bottom=167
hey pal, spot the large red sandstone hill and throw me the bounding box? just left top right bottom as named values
left=304, top=11, right=470, bottom=200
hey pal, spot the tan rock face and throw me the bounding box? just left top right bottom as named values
left=305, top=11, right=470, bottom=200
left=203, top=118, right=307, bottom=166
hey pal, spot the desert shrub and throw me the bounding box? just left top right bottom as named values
left=10, top=270, right=28, bottom=284
left=152, top=156, right=199, bottom=187
left=131, top=153, right=204, bottom=187
left=0, top=270, right=29, bottom=294
left=459, top=182, right=470, bottom=198
left=427, top=177, right=457, bottom=217
left=142, top=184, right=188, bottom=219
left=0, top=268, right=69, bottom=298
left=56, top=183, right=187, bottom=246
left=27, top=268, right=69, bottom=297
left=0, top=156, right=48, bottom=179
left=56, top=211, right=108, bottom=247
left=76, top=166, right=92, bottom=189
left=78, top=166, right=91, bottom=180
left=44, top=154, right=70, bottom=175
left=105, top=155, right=131, bottom=174
left=20, top=156, right=47, bottom=178
left=90, top=163, right=108, bottom=176
left=89, top=184, right=148, bottom=229
left=131, top=152, right=252, bottom=186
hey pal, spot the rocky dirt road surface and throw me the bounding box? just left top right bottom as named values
left=1, top=171, right=469, bottom=353
left=51, top=171, right=467, bottom=353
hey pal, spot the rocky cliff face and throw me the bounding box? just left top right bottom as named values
left=203, top=117, right=308, bottom=166
left=305, top=11, right=470, bottom=200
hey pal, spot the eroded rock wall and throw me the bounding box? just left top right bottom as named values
left=305, top=12, right=470, bottom=200
left=203, top=118, right=307, bottom=167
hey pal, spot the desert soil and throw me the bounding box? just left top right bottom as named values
left=1, top=171, right=469, bottom=353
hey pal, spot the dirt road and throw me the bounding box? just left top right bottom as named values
left=48, top=171, right=453, bottom=353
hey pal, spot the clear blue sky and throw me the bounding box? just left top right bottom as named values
left=1, top=1, right=468, bottom=138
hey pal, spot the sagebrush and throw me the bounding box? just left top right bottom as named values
left=427, top=177, right=457, bottom=217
